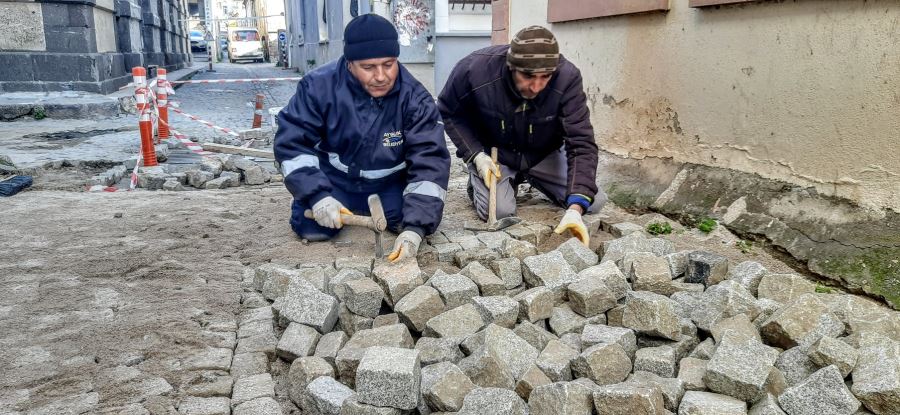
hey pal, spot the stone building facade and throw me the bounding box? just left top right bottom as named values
left=0, top=0, right=191, bottom=94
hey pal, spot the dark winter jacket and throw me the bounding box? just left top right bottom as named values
left=438, top=45, right=599, bottom=202
left=275, top=57, right=450, bottom=236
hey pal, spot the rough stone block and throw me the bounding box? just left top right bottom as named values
left=678, top=357, right=709, bottom=391
left=338, top=278, right=384, bottom=319
left=679, top=391, right=747, bottom=414
left=559, top=332, right=582, bottom=353
left=234, top=332, right=278, bottom=359
left=472, top=296, right=519, bottom=329
left=600, top=232, right=655, bottom=264
left=373, top=259, right=424, bottom=307
left=628, top=370, right=686, bottom=412
left=580, top=262, right=631, bottom=303
left=499, top=237, right=539, bottom=260
left=460, top=261, right=506, bottom=296
left=691, top=280, right=760, bottom=332
left=434, top=242, right=464, bottom=262
left=459, top=324, right=539, bottom=388
left=571, top=342, right=632, bottom=385
left=338, top=304, right=373, bottom=337
left=340, top=395, right=403, bottom=415
left=186, top=169, right=214, bottom=188
left=421, top=362, right=476, bottom=412
left=280, top=278, right=339, bottom=333
left=287, top=356, right=334, bottom=406
left=334, top=256, right=374, bottom=277
left=522, top=251, right=579, bottom=298
left=395, top=285, right=445, bottom=333
left=458, top=387, right=528, bottom=415
left=314, top=331, right=348, bottom=365
left=727, top=261, right=768, bottom=296
left=748, top=394, right=786, bottom=415
left=491, top=257, right=523, bottom=289
left=329, top=269, right=367, bottom=298
left=610, top=222, right=646, bottom=238
left=592, top=383, right=666, bottom=415
left=850, top=334, right=900, bottom=414
left=424, top=304, right=485, bottom=340
left=556, top=237, right=599, bottom=272
left=357, top=347, right=421, bottom=410
left=304, top=376, right=354, bottom=415
left=528, top=381, right=594, bottom=415
left=760, top=294, right=844, bottom=350
left=430, top=273, right=480, bottom=310
left=567, top=278, right=617, bottom=318
left=635, top=345, right=678, bottom=378
left=757, top=273, right=816, bottom=305
left=334, top=324, right=414, bottom=388
left=623, top=291, right=682, bottom=341
left=711, top=314, right=762, bottom=344
left=516, top=364, right=552, bottom=400
left=665, top=251, right=690, bottom=278
left=808, top=336, right=857, bottom=378
left=549, top=304, right=587, bottom=336
left=775, top=346, right=819, bottom=387
left=535, top=339, right=580, bottom=382
left=778, top=365, right=860, bottom=415
left=233, top=397, right=280, bottom=415
left=415, top=337, right=464, bottom=366
left=231, top=352, right=268, bottom=379
left=276, top=323, right=321, bottom=362
left=477, top=231, right=513, bottom=249
left=514, top=286, right=554, bottom=323
left=453, top=247, right=500, bottom=268
left=686, top=251, right=729, bottom=286
left=632, top=256, right=676, bottom=296
left=581, top=324, right=638, bottom=358
left=178, top=397, right=230, bottom=415
left=232, top=373, right=275, bottom=407
left=705, top=332, right=780, bottom=402
left=514, top=320, right=558, bottom=352
left=372, top=313, right=399, bottom=328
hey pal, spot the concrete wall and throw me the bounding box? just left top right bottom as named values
left=0, top=0, right=190, bottom=94
left=434, top=31, right=490, bottom=95
left=506, top=0, right=900, bottom=213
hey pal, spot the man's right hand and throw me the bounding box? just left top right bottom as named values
left=473, top=151, right=501, bottom=188
left=311, top=196, right=352, bottom=229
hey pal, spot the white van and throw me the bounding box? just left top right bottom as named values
left=227, top=27, right=264, bottom=63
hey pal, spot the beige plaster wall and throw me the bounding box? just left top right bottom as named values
left=507, top=0, right=900, bottom=212
left=0, top=3, right=46, bottom=51
left=94, top=9, right=117, bottom=53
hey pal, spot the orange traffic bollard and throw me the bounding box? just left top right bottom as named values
left=156, top=68, right=170, bottom=141
left=252, top=93, right=264, bottom=129
left=133, top=66, right=158, bottom=167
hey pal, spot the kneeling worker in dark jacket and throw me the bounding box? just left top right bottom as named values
left=275, top=14, right=450, bottom=262
left=438, top=26, right=605, bottom=246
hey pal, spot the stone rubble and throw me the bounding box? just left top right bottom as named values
left=229, top=216, right=900, bottom=415
left=135, top=154, right=277, bottom=190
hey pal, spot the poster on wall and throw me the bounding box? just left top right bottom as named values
left=392, top=0, right=435, bottom=63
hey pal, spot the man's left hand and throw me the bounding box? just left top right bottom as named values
left=388, top=230, right=423, bottom=263
left=554, top=207, right=589, bottom=246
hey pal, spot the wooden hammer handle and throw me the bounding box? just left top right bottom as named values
left=488, top=147, right=498, bottom=225
left=303, top=210, right=377, bottom=230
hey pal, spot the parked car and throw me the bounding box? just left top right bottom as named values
left=226, top=27, right=264, bottom=63
left=190, top=30, right=207, bottom=51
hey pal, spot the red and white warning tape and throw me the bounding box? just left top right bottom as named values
left=120, top=76, right=301, bottom=89
left=168, top=107, right=242, bottom=138
left=169, top=128, right=215, bottom=156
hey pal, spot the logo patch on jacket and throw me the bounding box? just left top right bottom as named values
left=382, top=131, right=403, bottom=147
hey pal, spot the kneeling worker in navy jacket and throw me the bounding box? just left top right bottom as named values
left=275, top=14, right=450, bottom=262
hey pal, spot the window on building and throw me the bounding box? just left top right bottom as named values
left=318, top=0, right=328, bottom=41
left=449, top=0, right=490, bottom=11
left=547, top=0, right=669, bottom=23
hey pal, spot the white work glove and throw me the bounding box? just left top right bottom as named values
left=388, top=230, right=422, bottom=263
left=473, top=151, right=501, bottom=188
left=554, top=208, right=590, bottom=246
left=311, top=196, right=352, bottom=229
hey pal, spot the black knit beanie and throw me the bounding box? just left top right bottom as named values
left=343, top=14, right=400, bottom=61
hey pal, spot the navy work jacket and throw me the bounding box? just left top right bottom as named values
left=275, top=57, right=450, bottom=236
